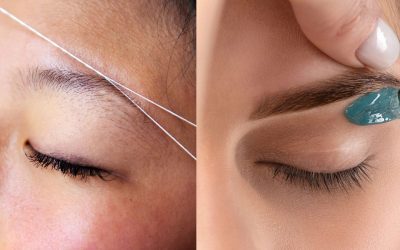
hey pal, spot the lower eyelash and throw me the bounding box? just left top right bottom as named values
left=24, top=144, right=111, bottom=181
left=255, top=160, right=372, bottom=192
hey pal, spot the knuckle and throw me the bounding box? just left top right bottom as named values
left=335, top=0, right=379, bottom=38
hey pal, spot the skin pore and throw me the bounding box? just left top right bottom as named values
left=198, top=0, right=400, bottom=249
left=0, top=0, right=195, bottom=249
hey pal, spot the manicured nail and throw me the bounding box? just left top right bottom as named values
left=345, top=87, right=400, bottom=126
left=356, top=18, right=400, bottom=70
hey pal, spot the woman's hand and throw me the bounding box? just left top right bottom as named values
left=289, top=0, right=400, bottom=70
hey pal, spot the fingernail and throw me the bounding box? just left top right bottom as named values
left=356, top=18, right=400, bottom=70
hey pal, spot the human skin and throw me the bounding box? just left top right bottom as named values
left=198, top=0, right=400, bottom=249
left=0, top=0, right=195, bottom=249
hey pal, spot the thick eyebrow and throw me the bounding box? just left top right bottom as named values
left=250, top=71, right=400, bottom=120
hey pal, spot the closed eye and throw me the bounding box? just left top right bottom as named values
left=24, top=142, right=113, bottom=181
left=254, top=159, right=373, bottom=192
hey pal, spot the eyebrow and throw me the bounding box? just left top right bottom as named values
left=21, top=67, right=133, bottom=100
left=250, top=71, right=400, bottom=120
left=18, top=67, right=147, bottom=130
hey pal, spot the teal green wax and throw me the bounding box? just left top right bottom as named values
left=345, top=87, right=400, bottom=125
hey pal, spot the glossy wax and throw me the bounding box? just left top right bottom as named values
left=345, top=87, right=400, bottom=125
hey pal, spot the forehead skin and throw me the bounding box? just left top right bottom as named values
left=0, top=0, right=195, bottom=122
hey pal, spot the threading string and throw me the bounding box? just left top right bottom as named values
left=0, top=7, right=196, bottom=128
left=112, top=81, right=196, bottom=160
left=0, top=7, right=196, bottom=160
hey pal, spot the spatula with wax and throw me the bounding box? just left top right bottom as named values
left=345, top=87, right=400, bottom=125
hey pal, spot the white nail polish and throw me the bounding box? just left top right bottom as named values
left=356, top=18, right=400, bottom=70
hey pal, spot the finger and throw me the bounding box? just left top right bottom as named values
left=289, top=0, right=400, bottom=70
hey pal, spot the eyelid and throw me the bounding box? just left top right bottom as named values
left=24, top=142, right=115, bottom=181
left=236, top=116, right=374, bottom=174
left=25, top=139, right=130, bottom=181
left=25, top=141, right=109, bottom=170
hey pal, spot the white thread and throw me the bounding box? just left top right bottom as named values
left=112, top=81, right=196, bottom=160
left=0, top=7, right=196, bottom=128
left=0, top=7, right=196, bottom=160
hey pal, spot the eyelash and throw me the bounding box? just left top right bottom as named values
left=255, top=160, right=372, bottom=192
left=25, top=144, right=111, bottom=181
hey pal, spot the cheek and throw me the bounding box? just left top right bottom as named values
left=0, top=176, right=167, bottom=250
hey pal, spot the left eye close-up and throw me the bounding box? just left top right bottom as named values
left=0, top=0, right=195, bottom=249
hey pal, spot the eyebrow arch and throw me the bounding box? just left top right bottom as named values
left=250, top=71, right=400, bottom=120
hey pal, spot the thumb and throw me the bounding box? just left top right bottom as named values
left=289, top=0, right=400, bottom=70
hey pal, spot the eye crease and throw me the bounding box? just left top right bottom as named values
left=24, top=142, right=113, bottom=181
left=237, top=98, right=379, bottom=194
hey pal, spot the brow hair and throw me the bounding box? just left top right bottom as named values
left=250, top=70, right=400, bottom=120
left=22, top=67, right=115, bottom=93
left=15, top=67, right=162, bottom=141
left=18, top=67, right=146, bottom=111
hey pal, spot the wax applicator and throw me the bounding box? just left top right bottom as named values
left=345, top=87, right=400, bottom=125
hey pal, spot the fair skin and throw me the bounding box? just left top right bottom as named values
left=289, top=0, right=383, bottom=68
left=198, top=0, right=400, bottom=249
left=289, top=0, right=400, bottom=69
left=0, top=0, right=195, bottom=249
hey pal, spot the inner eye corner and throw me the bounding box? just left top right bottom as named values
left=22, top=140, right=33, bottom=155
left=22, top=139, right=34, bottom=150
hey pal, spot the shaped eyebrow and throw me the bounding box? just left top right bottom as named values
left=250, top=71, right=400, bottom=120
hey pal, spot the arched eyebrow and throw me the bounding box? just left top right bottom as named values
left=250, top=71, right=400, bottom=120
